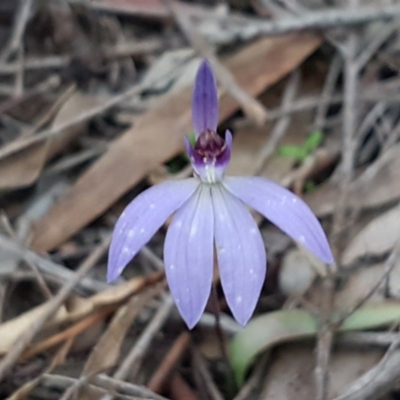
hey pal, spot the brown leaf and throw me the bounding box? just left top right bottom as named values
left=0, top=272, right=163, bottom=355
left=82, top=284, right=163, bottom=376
left=260, top=343, right=382, bottom=400
left=306, top=143, right=400, bottom=217
left=342, top=204, right=400, bottom=266
left=6, top=339, right=73, bottom=400
left=31, top=33, right=322, bottom=251
left=228, top=111, right=313, bottom=180
left=334, top=263, right=386, bottom=311
left=0, top=141, right=50, bottom=190
left=0, top=91, right=101, bottom=190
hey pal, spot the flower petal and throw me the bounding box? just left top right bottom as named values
left=192, top=60, right=218, bottom=138
left=212, top=186, right=266, bottom=325
left=224, top=177, right=334, bottom=264
left=164, top=185, right=214, bottom=329
left=108, top=178, right=200, bottom=283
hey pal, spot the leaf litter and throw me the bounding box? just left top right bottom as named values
left=1, top=1, right=400, bottom=399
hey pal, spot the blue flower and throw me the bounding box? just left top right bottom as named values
left=107, top=60, right=334, bottom=329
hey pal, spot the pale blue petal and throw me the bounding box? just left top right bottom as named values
left=108, top=179, right=200, bottom=282
left=212, top=185, right=266, bottom=325
left=224, top=177, right=334, bottom=264
left=164, top=185, right=214, bottom=329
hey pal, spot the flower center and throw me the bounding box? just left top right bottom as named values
left=194, top=129, right=226, bottom=158
left=188, top=129, right=230, bottom=184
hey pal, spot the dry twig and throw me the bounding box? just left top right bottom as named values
left=254, top=70, right=300, bottom=174
left=0, top=236, right=111, bottom=382
left=163, top=0, right=269, bottom=125
left=0, top=0, right=33, bottom=61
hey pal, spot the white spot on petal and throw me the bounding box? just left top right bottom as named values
left=175, top=220, right=182, bottom=228
left=150, top=204, right=155, bottom=209
left=249, top=268, right=254, bottom=275
left=218, top=247, right=226, bottom=254
left=190, top=225, right=197, bottom=237
left=236, top=296, right=242, bottom=305
left=169, top=264, right=175, bottom=271
left=298, top=235, right=306, bottom=244
left=127, top=230, right=134, bottom=238
left=140, top=228, right=145, bottom=234
left=122, top=247, right=130, bottom=254
left=250, top=227, right=257, bottom=234
left=292, top=198, right=298, bottom=204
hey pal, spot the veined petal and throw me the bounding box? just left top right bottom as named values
left=164, top=185, right=214, bottom=329
left=212, top=185, right=266, bottom=325
left=192, top=60, right=218, bottom=138
left=224, top=177, right=334, bottom=264
left=108, top=178, right=200, bottom=283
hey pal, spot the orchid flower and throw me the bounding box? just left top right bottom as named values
left=107, top=60, right=334, bottom=329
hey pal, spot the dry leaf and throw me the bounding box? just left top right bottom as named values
left=0, top=302, right=68, bottom=356
left=0, top=91, right=102, bottom=190
left=228, top=110, right=314, bottom=180
left=342, top=205, right=400, bottom=266
left=334, top=263, right=386, bottom=311
left=306, top=144, right=400, bottom=217
left=260, top=343, right=382, bottom=400
left=82, top=285, right=163, bottom=376
left=31, top=33, right=322, bottom=251
left=0, top=272, right=163, bottom=355
left=6, top=339, right=73, bottom=400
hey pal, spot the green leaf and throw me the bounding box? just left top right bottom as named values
left=304, top=130, right=323, bottom=153
left=278, top=145, right=307, bottom=161
left=278, top=131, right=324, bottom=162
left=229, top=303, right=400, bottom=385
left=340, top=303, right=400, bottom=331
left=188, top=131, right=196, bottom=147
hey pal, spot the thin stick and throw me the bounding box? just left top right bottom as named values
left=240, top=3, right=400, bottom=36
left=337, top=240, right=400, bottom=325
left=314, top=55, right=342, bottom=130
left=192, top=348, right=224, bottom=400
left=148, top=332, right=191, bottom=392
left=114, top=295, right=174, bottom=380
left=0, top=233, right=107, bottom=293
left=0, top=56, right=191, bottom=161
left=315, top=9, right=360, bottom=398
left=99, top=295, right=175, bottom=400
left=41, top=373, right=168, bottom=400
left=209, top=283, right=237, bottom=393
left=163, top=0, right=269, bottom=125
left=0, top=236, right=111, bottom=382
left=83, top=0, right=400, bottom=38
left=0, top=214, right=53, bottom=300
left=0, top=0, right=33, bottom=61
left=254, top=70, right=300, bottom=175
